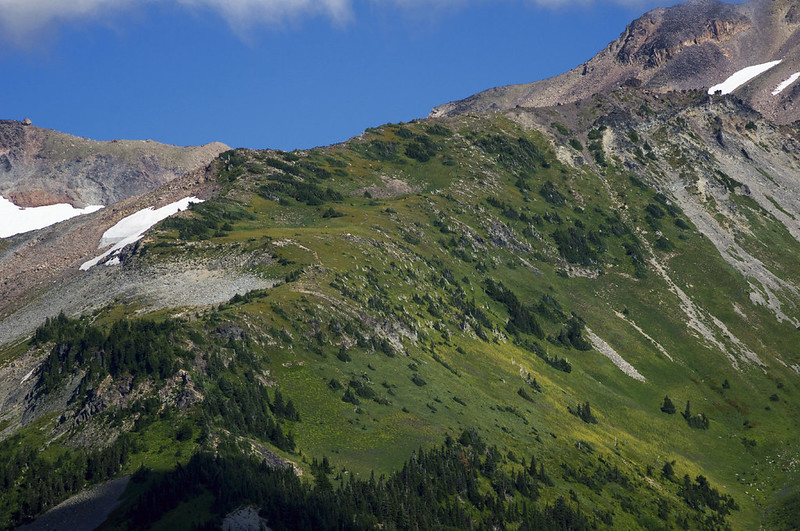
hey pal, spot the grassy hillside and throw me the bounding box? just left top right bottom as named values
left=2, top=91, right=799, bottom=529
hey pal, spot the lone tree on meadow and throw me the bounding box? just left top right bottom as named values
left=660, top=395, right=676, bottom=414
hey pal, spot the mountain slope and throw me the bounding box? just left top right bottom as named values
left=432, top=0, right=800, bottom=125
left=2, top=90, right=799, bottom=528
left=2, top=1, right=800, bottom=529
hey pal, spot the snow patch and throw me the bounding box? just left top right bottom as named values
left=585, top=328, right=646, bottom=382
left=0, top=195, right=103, bottom=238
left=20, top=368, right=35, bottom=384
left=772, top=72, right=800, bottom=95
left=80, top=197, right=202, bottom=271
left=708, top=60, right=782, bottom=95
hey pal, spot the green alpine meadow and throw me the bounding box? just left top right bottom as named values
left=3, top=0, right=800, bottom=528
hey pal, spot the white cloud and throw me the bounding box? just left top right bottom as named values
left=0, top=0, right=353, bottom=45
left=0, top=0, right=676, bottom=46
left=176, top=0, right=353, bottom=24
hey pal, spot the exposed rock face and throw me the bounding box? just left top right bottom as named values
left=431, top=0, right=800, bottom=124
left=0, top=120, right=228, bottom=207
left=613, top=1, right=749, bottom=69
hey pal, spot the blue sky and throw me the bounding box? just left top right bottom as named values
left=0, top=0, right=686, bottom=151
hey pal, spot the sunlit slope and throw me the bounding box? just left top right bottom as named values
left=2, top=89, right=799, bottom=529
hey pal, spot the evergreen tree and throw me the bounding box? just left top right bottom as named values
left=661, top=395, right=676, bottom=414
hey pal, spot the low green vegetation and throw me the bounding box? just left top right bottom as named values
left=4, top=106, right=800, bottom=529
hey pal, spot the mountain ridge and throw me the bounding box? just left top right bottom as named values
left=1, top=1, right=800, bottom=529
left=0, top=119, right=228, bottom=208
left=431, top=0, right=800, bottom=124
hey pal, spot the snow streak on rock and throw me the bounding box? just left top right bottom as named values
left=0, top=195, right=103, bottom=238
left=80, top=197, right=202, bottom=271
left=772, top=72, right=800, bottom=95
left=708, top=60, right=782, bottom=95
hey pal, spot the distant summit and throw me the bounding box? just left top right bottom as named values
left=432, top=0, right=800, bottom=124
left=0, top=120, right=228, bottom=208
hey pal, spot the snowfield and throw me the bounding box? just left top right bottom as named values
left=80, top=197, right=203, bottom=271
left=772, top=72, right=800, bottom=95
left=708, top=60, right=782, bottom=95
left=0, top=195, right=103, bottom=238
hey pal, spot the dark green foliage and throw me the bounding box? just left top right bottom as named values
left=534, top=294, right=567, bottom=323
left=33, top=315, right=184, bottom=396
left=645, top=203, right=666, bottom=219
left=588, top=140, right=605, bottom=165
left=716, top=171, right=745, bottom=193
left=679, top=474, right=738, bottom=516
left=629, top=175, right=650, bottom=190
left=623, top=239, right=648, bottom=278
left=745, top=121, right=757, bottom=131
left=655, top=236, right=675, bottom=252
left=660, top=396, right=676, bottom=414
left=202, top=342, right=297, bottom=451
left=271, top=389, right=301, bottom=421
left=551, top=122, right=570, bottom=136
left=662, top=460, right=675, bottom=480
left=569, top=402, right=597, bottom=424
left=564, top=316, right=592, bottom=351
left=118, top=430, right=593, bottom=530
left=551, top=226, right=603, bottom=266
left=411, top=373, right=427, bottom=386
left=176, top=422, right=194, bottom=442
left=161, top=198, right=254, bottom=240
left=517, top=339, right=572, bottom=373
left=0, top=433, right=137, bottom=527
left=348, top=377, right=379, bottom=401
left=426, top=123, right=453, bottom=137
left=264, top=156, right=298, bottom=175
left=484, top=279, right=544, bottom=338
left=360, top=139, right=399, bottom=161
left=569, top=138, right=583, bottom=151
left=203, top=376, right=295, bottom=451
left=404, top=134, right=440, bottom=162
left=518, top=387, right=535, bottom=402
left=336, top=347, right=351, bottom=362
left=587, top=127, right=605, bottom=140
left=476, top=134, right=547, bottom=171
left=395, top=126, right=414, bottom=139
left=653, top=193, right=682, bottom=217
left=342, top=387, right=360, bottom=405
left=260, top=179, right=343, bottom=206
left=322, top=207, right=345, bottom=218
left=682, top=401, right=710, bottom=430
left=539, top=181, right=566, bottom=206
left=285, top=269, right=303, bottom=283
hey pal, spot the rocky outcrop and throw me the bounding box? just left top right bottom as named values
left=613, top=2, right=749, bottom=68
left=0, top=120, right=228, bottom=207
left=431, top=0, right=800, bottom=125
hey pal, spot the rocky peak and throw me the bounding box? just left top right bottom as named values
left=431, top=0, right=800, bottom=124
left=613, top=1, right=749, bottom=68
